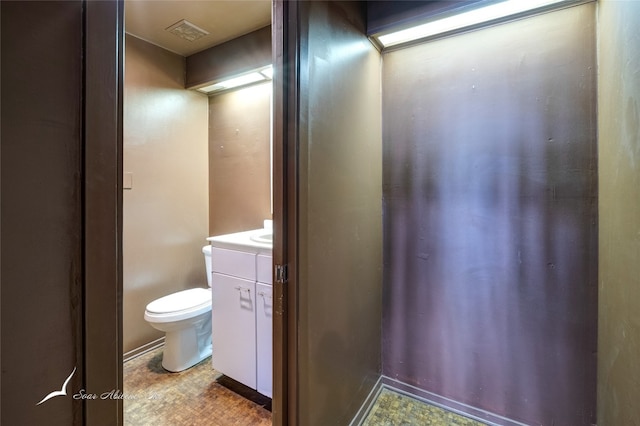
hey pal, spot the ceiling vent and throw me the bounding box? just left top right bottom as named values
left=165, top=20, right=209, bottom=42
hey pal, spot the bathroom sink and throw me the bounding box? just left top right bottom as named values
left=250, top=230, right=273, bottom=244
left=207, top=222, right=273, bottom=252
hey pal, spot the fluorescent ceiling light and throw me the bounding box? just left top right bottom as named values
left=259, top=65, right=273, bottom=79
left=197, top=65, right=273, bottom=94
left=199, top=73, right=264, bottom=93
left=377, top=0, right=567, bottom=48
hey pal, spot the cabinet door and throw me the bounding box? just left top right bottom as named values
left=256, top=282, right=273, bottom=397
left=211, top=273, right=256, bottom=389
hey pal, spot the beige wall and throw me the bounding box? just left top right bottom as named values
left=123, top=35, right=209, bottom=353
left=208, top=82, right=272, bottom=236
left=597, top=1, right=640, bottom=424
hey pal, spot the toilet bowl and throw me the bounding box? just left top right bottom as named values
left=144, top=245, right=213, bottom=372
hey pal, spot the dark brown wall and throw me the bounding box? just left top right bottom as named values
left=208, top=82, right=272, bottom=236
left=296, top=2, right=383, bottom=424
left=382, top=4, right=597, bottom=425
left=1, top=1, right=84, bottom=424
left=84, top=2, right=123, bottom=423
left=186, top=26, right=271, bottom=89
left=597, top=0, right=640, bottom=424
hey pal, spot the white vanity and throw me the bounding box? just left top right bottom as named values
left=207, top=227, right=273, bottom=398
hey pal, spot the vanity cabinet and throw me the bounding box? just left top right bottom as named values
left=210, top=246, right=272, bottom=397
left=211, top=272, right=257, bottom=388
left=256, top=254, right=273, bottom=397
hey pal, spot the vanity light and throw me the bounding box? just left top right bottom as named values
left=377, top=0, right=570, bottom=48
left=197, top=65, right=273, bottom=94
left=259, top=66, right=273, bottom=79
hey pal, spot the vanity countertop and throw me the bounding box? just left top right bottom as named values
left=207, top=228, right=272, bottom=254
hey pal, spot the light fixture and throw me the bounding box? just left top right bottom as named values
left=197, top=65, right=273, bottom=94
left=259, top=66, right=273, bottom=79
left=377, top=0, right=570, bottom=48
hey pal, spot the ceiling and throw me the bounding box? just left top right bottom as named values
left=125, top=0, right=272, bottom=57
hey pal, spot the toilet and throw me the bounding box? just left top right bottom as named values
left=144, top=245, right=213, bottom=372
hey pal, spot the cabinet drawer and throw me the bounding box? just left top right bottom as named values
left=257, top=254, right=272, bottom=284
left=210, top=247, right=256, bottom=281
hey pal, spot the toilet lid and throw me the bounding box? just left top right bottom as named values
left=146, top=288, right=211, bottom=314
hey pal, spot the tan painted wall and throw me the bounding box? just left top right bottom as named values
left=186, top=26, right=271, bottom=89
left=208, top=82, right=272, bottom=236
left=597, top=1, right=640, bottom=424
left=123, top=35, right=209, bottom=353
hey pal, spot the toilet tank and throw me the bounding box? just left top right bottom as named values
left=202, top=245, right=213, bottom=287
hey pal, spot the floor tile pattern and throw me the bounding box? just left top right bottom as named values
left=363, top=388, right=486, bottom=426
left=123, top=347, right=271, bottom=426
left=125, top=348, right=485, bottom=426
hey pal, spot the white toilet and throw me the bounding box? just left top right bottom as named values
left=144, top=245, right=213, bottom=372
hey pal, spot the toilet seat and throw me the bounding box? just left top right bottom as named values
left=144, top=288, right=211, bottom=323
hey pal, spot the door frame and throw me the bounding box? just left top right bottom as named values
left=84, top=0, right=124, bottom=424
left=83, top=1, right=298, bottom=425
left=272, top=1, right=299, bottom=425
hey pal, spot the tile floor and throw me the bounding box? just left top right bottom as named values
left=123, top=347, right=271, bottom=426
left=124, top=347, right=485, bottom=426
left=362, top=388, right=487, bottom=426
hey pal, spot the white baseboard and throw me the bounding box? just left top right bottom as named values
left=381, top=376, right=528, bottom=426
left=350, top=375, right=383, bottom=426
left=123, top=337, right=165, bottom=363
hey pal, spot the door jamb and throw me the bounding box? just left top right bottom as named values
left=83, top=0, right=124, bottom=425
left=272, top=1, right=299, bottom=425
left=84, top=1, right=299, bottom=424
